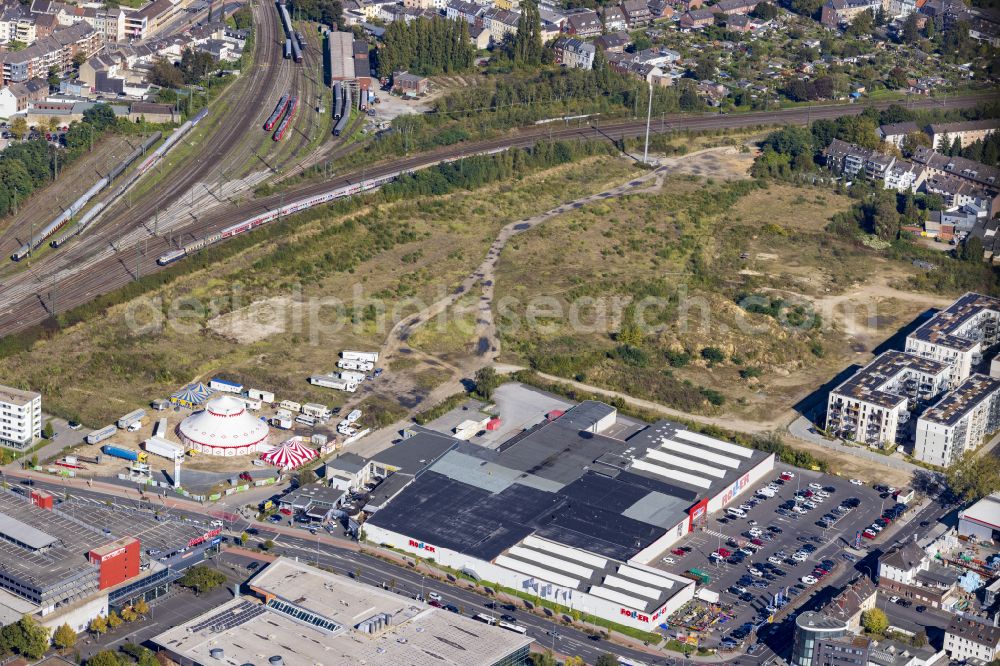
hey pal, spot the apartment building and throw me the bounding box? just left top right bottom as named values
left=0, top=21, right=99, bottom=84
left=0, top=385, right=41, bottom=451
left=914, top=373, right=1000, bottom=466
left=552, top=36, right=595, bottom=70
left=930, top=118, right=999, bottom=151
left=825, top=350, right=951, bottom=448
left=945, top=616, right=1000, bottom=663
left=905, top=292, right=1000, bottom=387
left=820, top=0, right=881, bottom=28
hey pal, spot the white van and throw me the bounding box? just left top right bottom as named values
left=726, top=507, right=747, bottom=519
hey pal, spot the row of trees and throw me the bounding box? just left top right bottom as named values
left=378, top=17, right=476, bottom=78
left=288, top=0, right=343, bottom=27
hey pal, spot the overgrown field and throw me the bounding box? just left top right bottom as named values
left=493, top=177, right=947, bottom=422
left=0, top=148, right=638, bottom=427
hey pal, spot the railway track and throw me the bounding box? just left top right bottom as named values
left=0, top=92, right=994, bottom=337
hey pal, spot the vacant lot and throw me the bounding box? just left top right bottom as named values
left=493, top=176, right=945, bottom=423
left=0, top=155, right=639, bottom=430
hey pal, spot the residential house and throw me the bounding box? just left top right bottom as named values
left=481, top=7, right=520, bottom=42
left=883, top=160, right=926, bottom=192
left=469, top=25, right=490, bottom=48
left=929, top=118, right=999, bottom=151
left=595, top=30, right=631, bottom=52
left=924, top=172, right=999, bottom=214
left=621, top=0, right=652, bottom=26
left=679, top=7, right=716, bottom=28
left=446, top=0, right=485, bottom=24
left=677, top=0, right=704, bottom=10
left=726, top=14, right=753, bottom=31
left=601, top=5, right=627, bottom=30
left=821, top=576, right=878, bottom=630
left=945, top=616, right=1000, bottom=663
left=0, top=76, right=46, bottom=118
left=696, top=80, right=727, bottom=105
left=821, top=0, right=881, bottom=28
left=824, top=138, right=897, bottom=181
left=713, top=0, right=760, bottom=15
left=648, top=0, right=675, bottom=20
left=911, top=147, right=1000, bottom=191
left=0, top=4, right=37, bottom=45
left=969, top=14, right=1000, bottom=47
left=878, top=121, right=920, bottom=148
left=552, top=36, right=595, bottom=69
left=563, top=9, right=601, bottom=36
left=323, top=452, right=368, bottom=491
left=633, top=45, right=680, bottom=67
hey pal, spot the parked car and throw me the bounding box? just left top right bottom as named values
left=850, top=478, right=864, bottom=485
left=801, top=575, right=817, bottom=585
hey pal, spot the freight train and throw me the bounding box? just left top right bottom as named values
left=277, top=2, right=302, bottom=62
left=273, top=96, right=297, bottom=141
left=333, top=83, right=342, bottom=120
left=10, top=132, right=164, bottom=261
left=265, top=93, right=290, bottom=130
left=157, top=172, right=402, bottom=266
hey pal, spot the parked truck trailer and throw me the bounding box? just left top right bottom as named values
left=340, top=350, right=379, bottom=363
left=117, top=409, right=146, bottom=429
left=143, top=437, right=184, bottom=461
left=86, top=425, right=117, bottom=445
left=309, top=375, right=358, bottom=392
left=102, top=445, right=147, bottom=462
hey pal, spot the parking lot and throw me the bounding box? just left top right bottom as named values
left=654, top=463, right=896, bottom=648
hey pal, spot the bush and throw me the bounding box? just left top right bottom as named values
left=665, top=350, right=691, bottom=367
left=701, top=347, right=726, bottom=365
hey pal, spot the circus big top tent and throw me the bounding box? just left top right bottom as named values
left=261, top=438, right=318, bottom=469
left=178, top=396, right=270, bottom=456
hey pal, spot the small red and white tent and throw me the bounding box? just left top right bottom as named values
left=261, top=438, right=318, bottom=469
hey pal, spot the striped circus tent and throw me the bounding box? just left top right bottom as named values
left=261, top=438, right=318, bottom=469
left=170, top=382, right=213, bottom=407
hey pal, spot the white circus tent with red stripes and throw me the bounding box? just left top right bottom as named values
left=260, top=437, right=318, bottom=469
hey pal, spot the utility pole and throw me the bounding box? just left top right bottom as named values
left=643, top=81, right=653, bottom=166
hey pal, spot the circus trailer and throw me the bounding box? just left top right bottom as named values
left=302, top=403, right=332, bottom=419
left=272, top=418, right=293, bottom=430
left=341, top=350, right=379, bottom=363
left=247, top=388, right=275, bottom=403
left=279, top=400, right=301, bottom=413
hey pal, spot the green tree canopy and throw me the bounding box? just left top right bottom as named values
left=0, top=615, right=51, bottom=660
left=946, top=450, right=1000, bottom=502
left=861, top=608, right=889, bottom=635
left=52, top=622, right=77, bottom=650
left=178, top=565, right=227, bottom=594
left=87, top=650, right=125, bottom=666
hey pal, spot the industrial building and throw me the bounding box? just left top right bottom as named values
left=791, top=612, right=870, bottom=666
left=0, top=383, right=41, bottom=450
left=0, top=488, right=215, bottom=632
left=151, top=557, right=533, bottom=666
left=363, top=400, right=774, bottom=631
left=958, top=492, right=1000, bottom=541
left=914, top=374, right=1000, bottom=467
left=825, top=350, right=952, bottom=449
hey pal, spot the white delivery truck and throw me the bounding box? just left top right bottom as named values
left=341, top=350, right=379, bottom=363
left=117, top=409, right=146, bottom=430
left=247, top=388, right=275, bottom=403
left=279, top=400, right=301, bottom=413
left=143, top=437, right=184, bottom=461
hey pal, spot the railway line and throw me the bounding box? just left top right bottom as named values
left=0, top=92, right=993, bottom=337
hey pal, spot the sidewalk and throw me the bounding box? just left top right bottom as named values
left=787, top=416, right=918, bottom=473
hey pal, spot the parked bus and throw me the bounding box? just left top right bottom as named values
left=497, top=620, right=527, bottom=634
left=473, top=614, right=497, bottom=626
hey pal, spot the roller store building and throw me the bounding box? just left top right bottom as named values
left=364, top=400, right=775, bottom=631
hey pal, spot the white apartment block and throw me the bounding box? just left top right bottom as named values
left=905, top=292, right=1000, bottom=388
left=945, top=617, right=1000, bottom=663
left=0, top=384, right=41, bottom=451
left=825, top=350, right=951, bottom=448
left=915, top=373, right=1000, bottom=467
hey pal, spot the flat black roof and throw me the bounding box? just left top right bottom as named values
left=369, top=428, right=458, bottom=474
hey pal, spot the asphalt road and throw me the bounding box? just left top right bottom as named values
left=0, top=93, right=993, bottom=339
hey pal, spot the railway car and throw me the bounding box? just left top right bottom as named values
left=284, top=38, right=291, bottom=59
left=273, top=96, right=298, bottom=141
left=290, top=39, right=303, bottom=63
left=295, top=31, right=306, bottom=50
left=264, top=94, right=290, bottom=131
left=333, top=83, right=342, bottom=120
left=11, top=244, right=30, bottom=261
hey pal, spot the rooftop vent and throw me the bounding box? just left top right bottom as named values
left=209, top=648, right=225, bottom=659
left=269, top=657, right=284, bottom=666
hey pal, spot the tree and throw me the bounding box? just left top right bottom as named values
left=861, top=608, right=889, bottom=635
left=52, top=623, right=77, bottom=651
left=133, top=599, right=150, bottom=617
left=901, top=12, right=921, bottom=43
left=262, top=539, right=275, bottom=550
left=532, top=651, right=558, bottom=666
left=43, top=420, right=54, bottom=439
left=72, top=52, right=88, bottom=68
left=512, top=0, right=543, bottom=66
left=474, top=366, right=500, bottom=400
left=945, top=450, right=1000, bottom=502
left=87, top=615, right=108, bottom=637
left=178, top=565, right=227, bottom=594
left=750, top=1, right=779, bottom=19
left=82, top=104, right=118, bottom=132
left=297, top=468, right=318, bottom=486
left=914, top=630, right=928, bottom=647
left=87, top=650, right=124, bottom=666
left=47, top=66, right=60, bottom=87
left=0, top=615, right=51, bottom=659
left=847, top=9, right=874, bottom=36
left=106, top=610, right=123, bottom=630
left=120, top=606, right=137, bottom=623
left=147, top=58, right=184, bottom=88
left=9, top=117, right=27, bottom=140
left=240, top=531, right=249, bottom=546
left=595, top=655, right=619, bottom=666
left=901, top=131, right=931, bottom=155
